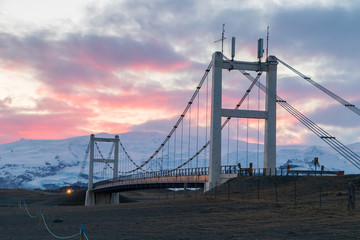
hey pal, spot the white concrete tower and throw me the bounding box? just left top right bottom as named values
left=264, top=56, right=278, bottom=172
left=85, top=134, right=120, bottom=206
left=205, top=51, right=278, bottom=191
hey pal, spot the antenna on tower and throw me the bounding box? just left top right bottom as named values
left=231, top=37, right=236, bottom=60
left=257, top=38, right=264, bottom=61
left=266, top=26, right=269, bottom=59
left=214, top=23, right=226, bottom=53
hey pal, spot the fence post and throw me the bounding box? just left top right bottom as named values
left=347, top=182, right=356, bottom=211
left=80, top=224, right=85, bottom=240
left=241, top=179, right=245, bottom=201
left=39, top=209, right=43, bottom=227
left=274, top=183, right=278, bottom=204
left=319, top=184, right=322, bottom=209
left=227, top=180, right=230, bottom=200
left=294, top=179, right=297, bottom=206
left=214, top=180, right=217, bottom=198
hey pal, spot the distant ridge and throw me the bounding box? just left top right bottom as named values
left=0, top=131, right=359, bottom=189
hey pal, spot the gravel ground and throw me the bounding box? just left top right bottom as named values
left=1, top=175, right=360, bottom=240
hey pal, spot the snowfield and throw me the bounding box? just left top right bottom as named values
left=0, top=131, right=359, bottom=189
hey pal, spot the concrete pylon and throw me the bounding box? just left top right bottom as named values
left=264, top=56, right=278, bottom=172
left=206, top=52, right=223, bottom=192
left=205, top=52, right=278, bottom=191
left=85, top=134, right=120, bottom=206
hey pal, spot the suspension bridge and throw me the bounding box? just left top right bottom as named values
left=76, top=43, right=360, bottom=206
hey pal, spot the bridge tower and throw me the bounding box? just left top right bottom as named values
left=205, top=51, right=278, bottom=191
left=85, top=134, right=120, bottom=206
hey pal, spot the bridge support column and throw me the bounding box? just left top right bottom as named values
left=114, top=135, right=119, bottom=181
left=85, top=134, right=120, bottom=206
left=264, top=56, right=278, bottom=171
left=85, top=191, right=119, bottom=206
left=111, top=192, right=120, bottom=204
left=85, top=190, right=95, bottom=206
left=207, top=52, right=223, bottom=192
left=184, top=183, right=188, bottom=197
left=85, top=134, right=96, bottom=206
left=205, top=51, right=278, bottom=190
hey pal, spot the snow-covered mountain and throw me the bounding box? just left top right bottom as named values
left=0, top=131, right=359, bottom=189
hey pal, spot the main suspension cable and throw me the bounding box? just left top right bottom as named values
left=76, top=143, right=90, bottom=184
left=172, top=71, right=262, bottom=170
left=240, top=69, right=360, bottom=170
left=277, top=57, right=360, bottom=117
left=125, top=61, right=213, bottom=173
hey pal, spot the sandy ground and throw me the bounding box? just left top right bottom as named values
left=1, top=175, right=360, bottom=239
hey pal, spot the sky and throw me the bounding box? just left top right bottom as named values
left=0, top=0, right=359, bottom=147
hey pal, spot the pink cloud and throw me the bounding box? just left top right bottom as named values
left=1, top=29, right=352, bottom=147
left=0, top=31, right=204, bottom=144
left=0, top=85, right=197, bottom=144
left=0, top=103, right=132, bottom=144
left=0, top=32, right=198, bottom=95
left=0, top=113, right=89, bottom=143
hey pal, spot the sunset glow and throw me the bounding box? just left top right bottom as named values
left=1, top=0, right=359, bottom=146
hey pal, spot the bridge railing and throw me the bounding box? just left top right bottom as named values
left=94, top=166, right=323, bottom=188
left=221, top=165, right=291, bottom=176
left=116, top=167, right=210, bottom=182
left=115, top=165, right=291, bottom=181
left=115, top=166, right=296, bottom=182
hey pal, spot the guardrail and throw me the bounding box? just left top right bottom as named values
left=222, top=166, right=291, bottom=176
left=119, top=167, right=210, bottom=181
left=93, top=165, right=345, bottom=188
left=287, top=170, right=344, bottom=176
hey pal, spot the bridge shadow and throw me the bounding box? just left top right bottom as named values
left=93, top=182, right=204, bottom=193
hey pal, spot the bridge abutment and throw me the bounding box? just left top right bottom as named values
left=204, top=173, right=238, bottom=192
left=85, top=190, right=95, bottom=206
left=85, top=190, right=119, bottom=206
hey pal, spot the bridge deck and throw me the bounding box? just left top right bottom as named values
left=93, top=175, right=209, bottom=192
left=90, top=167, right=315, bottom=193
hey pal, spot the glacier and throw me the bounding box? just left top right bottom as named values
left=0, top=131, right=359, bottom=190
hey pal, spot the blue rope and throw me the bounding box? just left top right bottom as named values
left=83, top=232, right=90, bottom=240
left=41, top=210, right=81, bottom=239
left=23, top=201, right=40, bottom=218
left=21, top=201, right=88, bottom=239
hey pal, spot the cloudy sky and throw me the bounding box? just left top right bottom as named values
left=0, top=0, right=359, bottom=147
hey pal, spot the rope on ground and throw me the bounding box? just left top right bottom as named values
left=20, top=201, right=89, bottom=239
left=40, top=210, right=81, bottom=239
left=83, top=232, right=89, bottom=240
left=23, top=201, right=40, bottom=218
